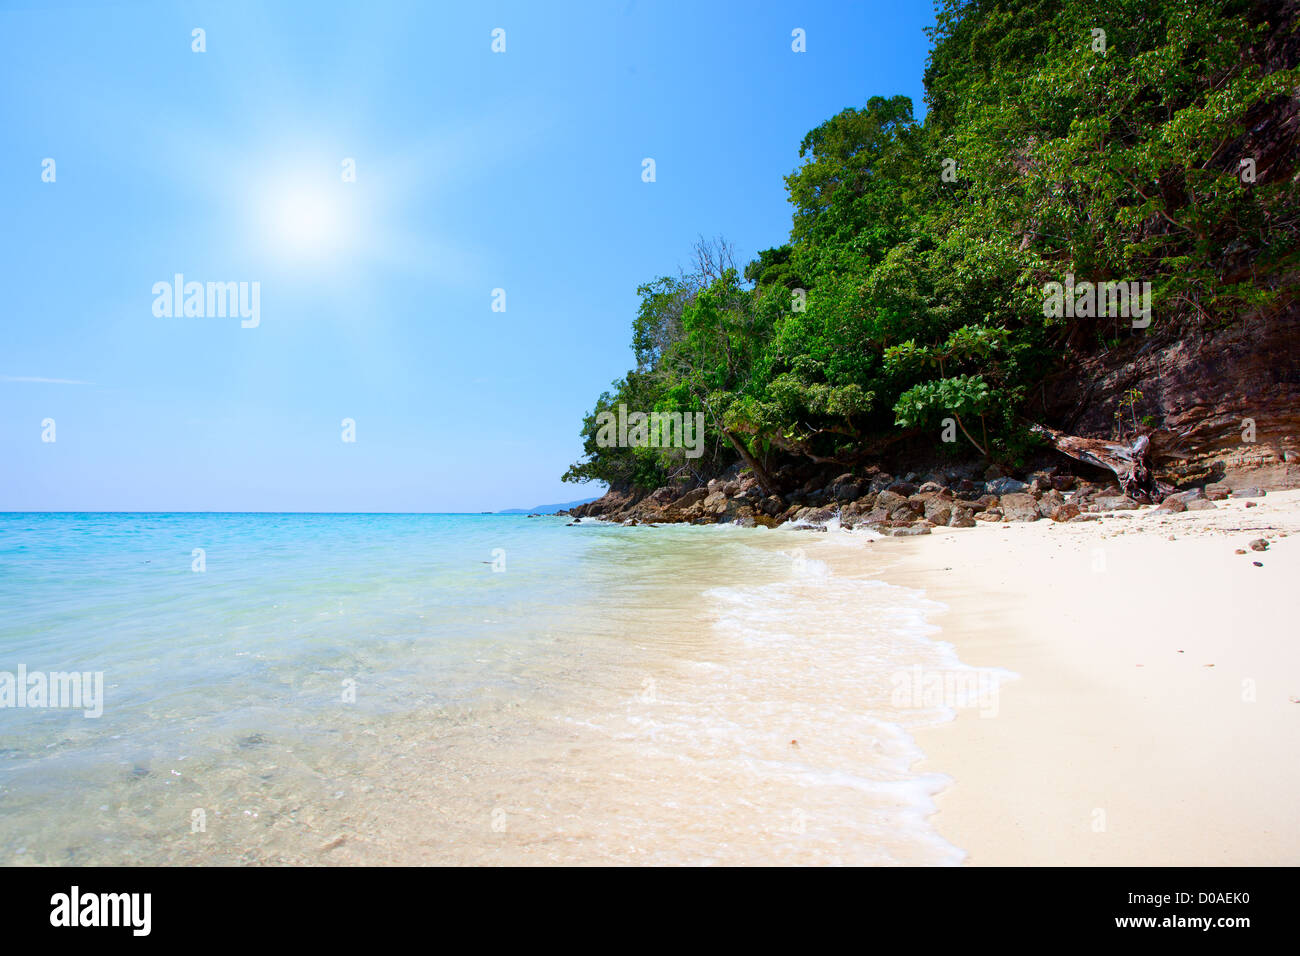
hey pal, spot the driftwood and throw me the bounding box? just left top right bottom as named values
left=1030, top=424, right=1173, bottom=503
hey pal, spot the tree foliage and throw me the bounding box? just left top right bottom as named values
left=566, top=0, right=1298, bottom=489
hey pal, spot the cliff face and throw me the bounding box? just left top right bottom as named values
left=1043, top=9, right=1300, bottom=492
left=1043, top=300, right=1300, bottom=491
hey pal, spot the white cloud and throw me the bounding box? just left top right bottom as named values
left=1, top=375, right=95, bottom=385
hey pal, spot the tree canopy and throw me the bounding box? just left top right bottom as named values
left=565, top=0, right=1299, bottom=490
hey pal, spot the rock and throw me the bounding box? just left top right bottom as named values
left=1235, top=548, right=1247, bottom=555
left=1154, top=497, right=1186, bottom=514
left=1245, top=501, right=1258, bottom=508
left=1204, top=482, right=1231, bottom=500
left=667, top=488, right=709, bottom=512
left=1249, top=538, right=1269, bottom=551
left=707, top=478, right=724, bottom=495
left=1067, top=513, right=1102, bottom=522
left=1037, top=489, right=1065, bottom=517
left=759, top=494, right=785, bottom=517
left=874, top=489, right=907, bottom=512
left=1091, top=495, right=1140, bottom=512
left=1184, top=498, right=1216, bottom=510
left=723, top=480, right=741, bottom=497
left=918, top=481, right=944, bottom=494
left=924, top=501, right=953, bottom=527
left=702, top=491, right=729, bottom=516
left=753, top=514, right=781, bottom=529
left=886, top=524, right=932, bottom=536
left=1050, top=474, right=1076, bottom=492
left=975, top=509, right=1003, bottom=522
left=1051, top=502, right=1081, bottom=522
left=949, top=508, right=977, bottom=528
left=889, top=500, right=922, bottom=522
left=796, top=505, right=837, bottom=525
left=1232, top=486, right=1265, bottom=498
left=840, top=495, right=882, bottom=529
left=830, top=473, right=865, bottom=500
left=986, top=477, right=1029, bottom=495
left=999, top=492, right=1041, bottom=522
left=886, top=480, right=918, bottom=497
left=984, top=464, right=1004, bottom=480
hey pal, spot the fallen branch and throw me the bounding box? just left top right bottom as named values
left=1030, top=424, right=1173, bottom=503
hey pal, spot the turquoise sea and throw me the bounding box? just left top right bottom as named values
left=0, top=512, right=986, bottom=865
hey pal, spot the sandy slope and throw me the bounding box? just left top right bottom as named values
left=869, top=490, right=1300, bottom=865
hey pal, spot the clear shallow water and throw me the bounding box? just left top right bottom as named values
left=0, top=513, right=983, bottom=865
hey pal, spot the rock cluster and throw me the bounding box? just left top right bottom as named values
left=562, top=464, right=1275, bottom=531
left=559, top=457, right=1279, bottom=530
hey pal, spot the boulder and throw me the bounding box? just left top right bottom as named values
left=874, top=489, right=907, bottom=512
left=702, top=491, right=729, bottom=516
left=1204, top=482, right=1231, bottom=501
left=949, top=507, right=977, bottom=528
left=830, top=474, right=866, bottom=500
left=986, top=477, right=1029, bottom=496
left=666, top=488, right=709, bottom=512
left=1037, top=489, right=1065, bottom=518
left=1051, top=502, right=1081, bottom=522
left=1050, top=473, right=1076, bottom=492
left=1184, top=499, right=1216, bottom=511
left=1091, top=495, right=1140, bottom=512
left=999, top=493, right=1041, bottom=522
left=795, top=505, right=837, bottom=525
left=1232, top=486, right=1266, bottom=498
left=920, top=497, right=953, bottom=526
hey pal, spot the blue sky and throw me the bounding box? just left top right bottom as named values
left=0, top=0, right=935, bottom=512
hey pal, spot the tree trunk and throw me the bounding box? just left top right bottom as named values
left=1030, top=424, right=1172, bottom=503
left=722, top=428, right=777, bottom=496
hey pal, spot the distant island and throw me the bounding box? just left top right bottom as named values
left=497, top=496, right=601, bottom=515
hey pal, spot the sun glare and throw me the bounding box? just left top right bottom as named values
left=270, top=186, right=343, bottom=254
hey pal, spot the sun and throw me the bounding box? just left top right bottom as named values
left=270, top=186, right=343, bottom=254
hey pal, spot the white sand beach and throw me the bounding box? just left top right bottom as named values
left=860, top=490, right=1300, bottom=865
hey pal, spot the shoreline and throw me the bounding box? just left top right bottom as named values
left=856, top=490, right=1300, bottom=865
